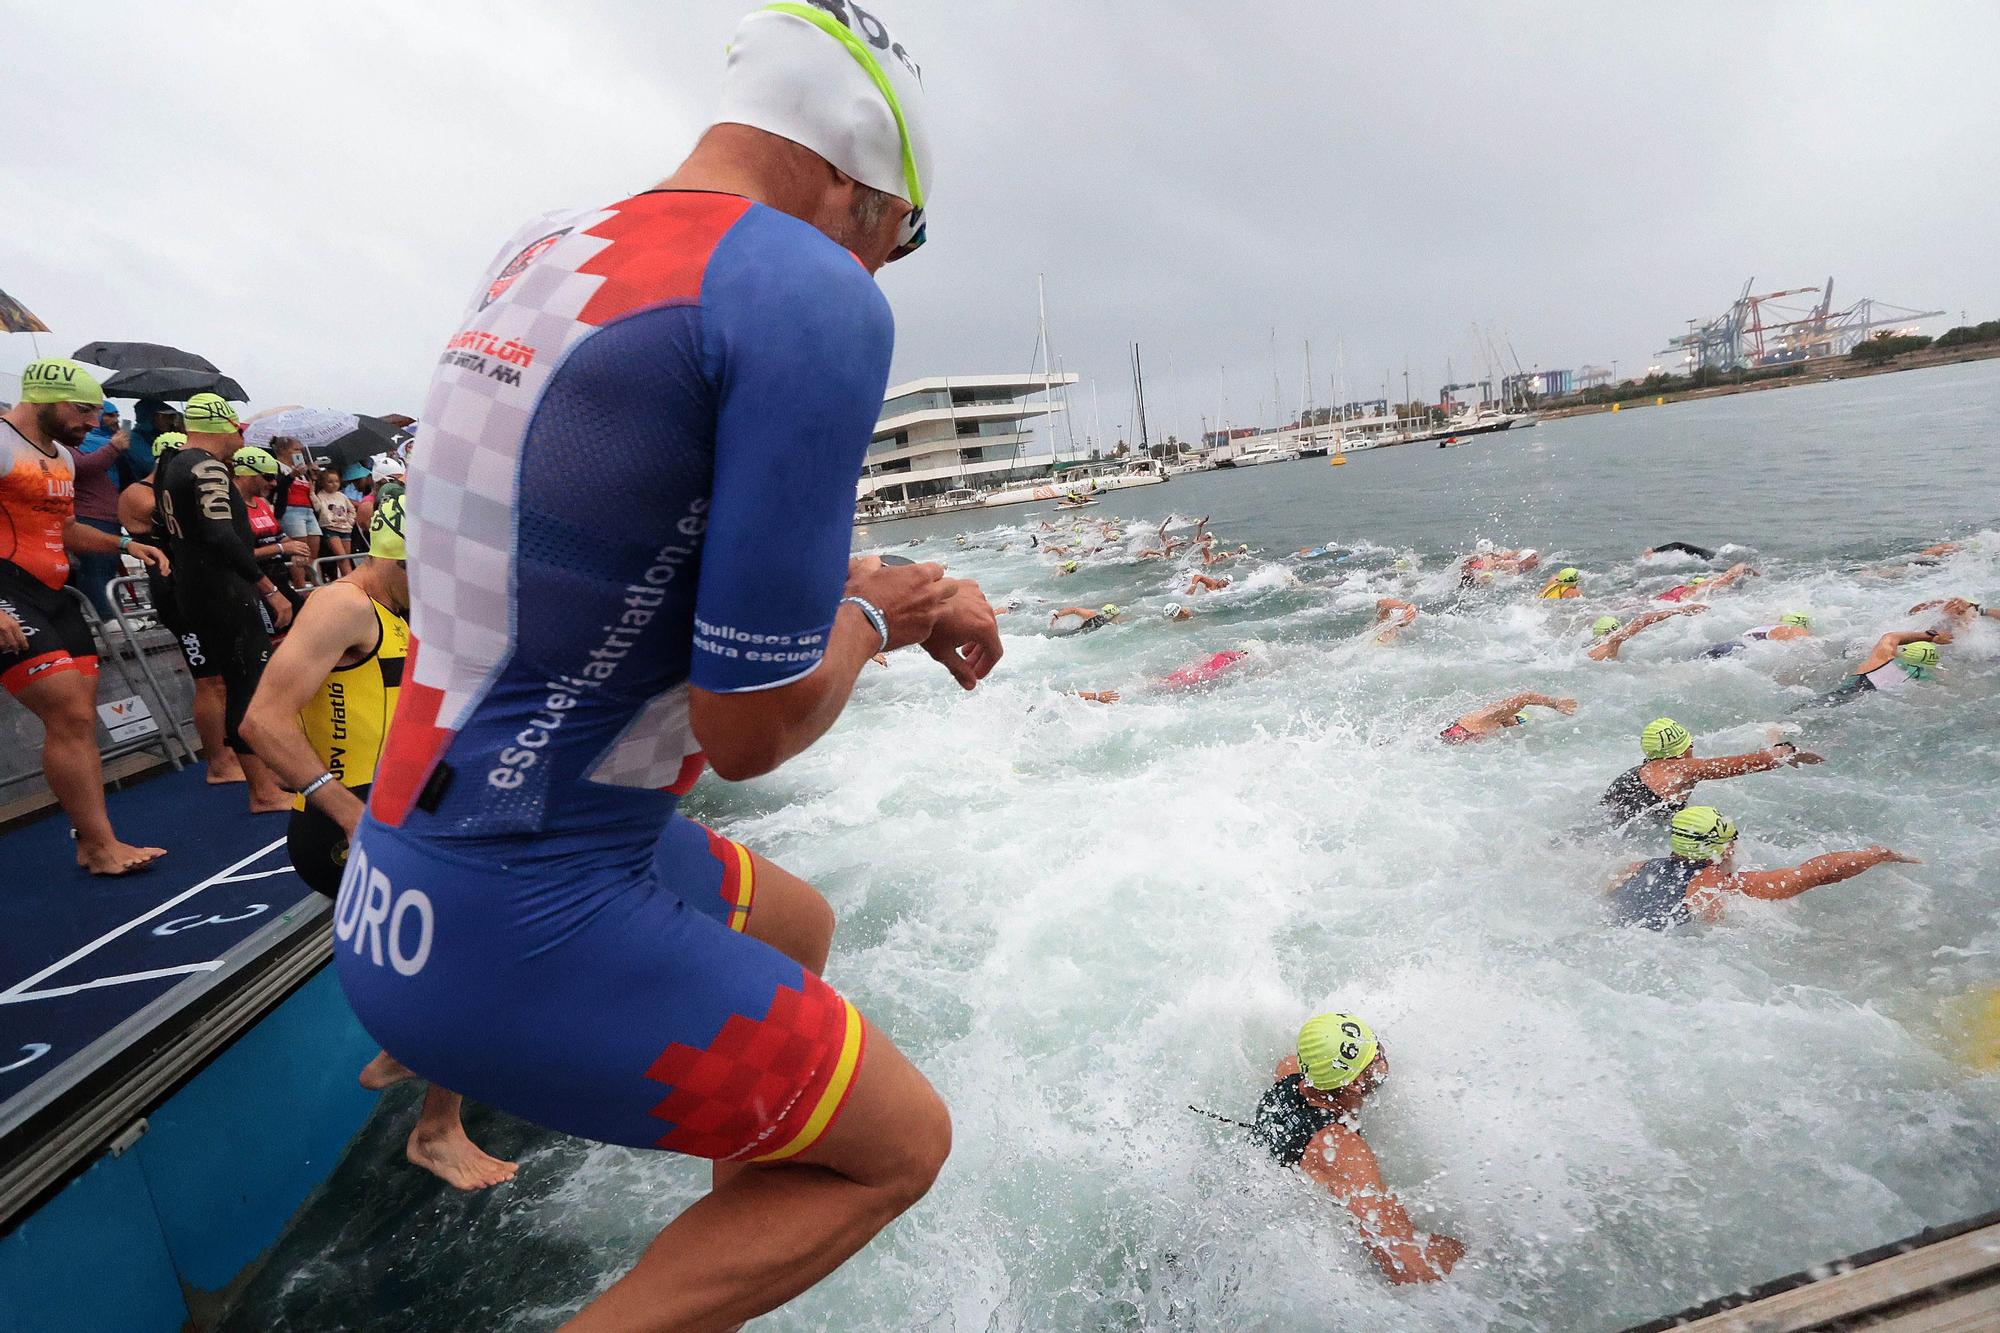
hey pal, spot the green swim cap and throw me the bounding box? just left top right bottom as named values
left=1898, top=641, right=1940, bottom=671
left=184, top=392, right=242, bottom=435
left=1557, top=567, right=1581, bottom=584
left=1690, top=575, right=1709, bottom=586
left=19, top=358, right=105, bottom=406
left=1061, top=560, right=1078, bottom=572
left=369, top=492, right=408, bottom=561
left=1670, top=806, right=1738, bottom=861
left=231, top=446, right=279, bottom=477
left=1641, top=717, right=1693, bottom=760
left=1780, top=611, right=1812, bottom=628
left=1592, top=615, right=1620, bottom=637
left=1297, top=1013, right=1379, bottom=1092
left=153, top=431, right=187, bottom=454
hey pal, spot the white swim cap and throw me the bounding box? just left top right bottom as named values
left=1475, top=539, right=1494, bottom=554
left=1162, top=603, right=1184, bottom=619
left=716, top=3, right=931, bottom=253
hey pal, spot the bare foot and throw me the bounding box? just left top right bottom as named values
left=205, top=759, right=246, bottom=785
left=407, top=1120, right=518, bottom=1191
left=358, top=1051, right=416, bottom=1090
left=77, top=840, right=167, bottom=876
left=248, top=790, right=293, bottom=814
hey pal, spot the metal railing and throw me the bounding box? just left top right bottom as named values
left=87, top=577, right=199, bottom=770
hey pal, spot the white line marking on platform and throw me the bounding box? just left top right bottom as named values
left=0, top=963, right=223, bottom=1004
left=214, top=867, right=299, bottom=883
left=0, top=837, right=288, bottom=1002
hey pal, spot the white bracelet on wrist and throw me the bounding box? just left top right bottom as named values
left=840, top=596, right=890, bottom=653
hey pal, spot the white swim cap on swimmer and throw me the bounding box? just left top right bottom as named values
left=716, top=3, right=932, bottom=251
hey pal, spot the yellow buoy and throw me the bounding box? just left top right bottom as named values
left=1656, top=396, right=1665, bottom=406
left=1948, top=987, right=2000, bottom=1071
left=1329, top=454, right=1346, bottom=466
left=1611, top=402, right=1621, bottom=412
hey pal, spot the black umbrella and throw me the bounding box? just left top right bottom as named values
left=72, top=341, right=219, bottom=373
left=323, top=416, right=405, bottom=469
left=101, top=366, right=248, bottom=402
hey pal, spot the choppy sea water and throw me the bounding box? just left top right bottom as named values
left=228, top=360, right=2000, bottom=1331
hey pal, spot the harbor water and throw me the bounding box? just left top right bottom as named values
left=229, top=360, right=2000, bottom=1331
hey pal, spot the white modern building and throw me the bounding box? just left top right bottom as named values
left=859, top=372, right=1082, bottom=505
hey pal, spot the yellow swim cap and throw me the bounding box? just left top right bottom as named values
left=231, top=446, right=279, bottom=477
left=369, top=492, right=408, bottom=561
left=184, top=392, right=242, bottom=435
left=1297, top=1013, right=1379, bottom=1091
left=20, top=358, right=105, bottom=406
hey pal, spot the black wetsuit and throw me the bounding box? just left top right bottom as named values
left=157, top=449, right=273, bottom=751
left=1649, top=541, right=1716, bottom=560
left=1608, top=856, right=1701, bottom=929
left=1601, top=763, right=1684, bottom=830
left=1250, top=1074, right=1336, bottom=1167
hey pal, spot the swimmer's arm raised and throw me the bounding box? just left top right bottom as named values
left=1470, top=692, right=1575, bottom=727
left=1299, top=1127, right=1461, bottom=1284
left=1713, top=847, right=1918, bottom=902
left=1855, top=630, right=1942, bottom=675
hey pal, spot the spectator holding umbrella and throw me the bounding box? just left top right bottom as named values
left=271, top=437, right=322, bottom=589
left=0, top=359, right=171, bottom=874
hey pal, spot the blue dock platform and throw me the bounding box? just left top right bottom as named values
left=0, top=765, right=379, bottom=1332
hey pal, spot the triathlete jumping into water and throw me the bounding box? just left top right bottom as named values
left=1249, top=1014, right=1465, bottom=1284
left=1606, top=806, right=1917, bottom=929
left=1599, top=717, right=1821, bottom=831
left=1437, top=691, right=1576, bottom=744
left=341, top=9, right=1006, bottom=1328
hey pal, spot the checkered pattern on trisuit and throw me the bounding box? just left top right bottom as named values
left=406, top=207, right=615, bottom=731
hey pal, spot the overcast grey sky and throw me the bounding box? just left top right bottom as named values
left=4, top=1, right=1995, bottom=444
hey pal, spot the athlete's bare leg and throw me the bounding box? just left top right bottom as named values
left=405, top=1085, right=517, bottom=1191
left=564, top=1016, right=950, bottom=1333
left=195, top=678, right=243, bottom=782
left=239, top=749, right=292, bottom=813
left=358, top=1050, right=415, bottom=1090
left=741, top=851, right=835, bottom=973
left=19, top=670, right=165, bottom=875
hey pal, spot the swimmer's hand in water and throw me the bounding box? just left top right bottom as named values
left=1772, top=742, right=1824, bottom=767
left=1554, top=698, right=1579, bottom=716
left=1866, top=846, right=1921, bottom=866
